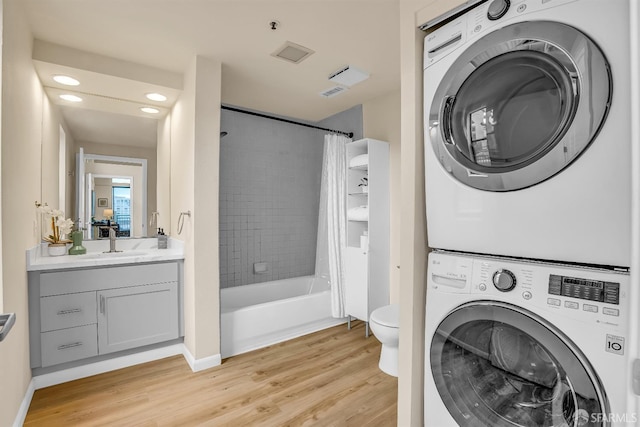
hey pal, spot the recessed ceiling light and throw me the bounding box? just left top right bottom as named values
left=140, top=107, right=160, bottom=114
left=59, top=94, right=82, bottom=102
left=145, top=93, right=167, bottom=102
left=53, top=75, right=80, bottom=86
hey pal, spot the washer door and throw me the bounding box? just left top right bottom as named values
left=430, top=302, right=608, bottom=426
left=428, top=21, right=611, bottom=191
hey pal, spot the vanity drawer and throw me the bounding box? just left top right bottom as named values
left=40, top=262, right=179, bottom=296
left=41, top=324, right=98, bottom=367
left=40, top=292, right=97, bottom=332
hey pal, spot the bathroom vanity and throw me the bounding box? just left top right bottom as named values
left=26, top=238, right=184, bottom=374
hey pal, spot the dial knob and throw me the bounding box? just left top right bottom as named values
left=493, top=269, right=516, bottom=292
left=487, top=0, right=510, bottom=20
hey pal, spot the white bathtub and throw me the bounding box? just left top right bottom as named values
left=221, top=275, right=345, bottom=358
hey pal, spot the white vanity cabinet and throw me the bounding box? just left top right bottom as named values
left=29, top=262, right=182, bottom=371
left=344, top=138, right=390, bottom=332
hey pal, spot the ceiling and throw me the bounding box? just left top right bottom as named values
left=23, top=0, right=401, bottom=148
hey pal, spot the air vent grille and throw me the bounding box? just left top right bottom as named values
left=271, top=41, right=315, bottom=64
left=319, top=86, right=348, bottom=98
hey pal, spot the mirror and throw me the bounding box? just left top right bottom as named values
left=33, top=42, right=176, bottom=238
left=45, top=107, right=159, bottom=240
left=78, top=152, right=148, bottom=240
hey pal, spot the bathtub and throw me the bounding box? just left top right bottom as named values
left=221, top=275, right=345, bottom=358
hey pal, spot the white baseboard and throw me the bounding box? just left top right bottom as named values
left=13, top=379, right=35, bottom=427
left=32, top=343, right=184, bottom=390
left=182, top=346, right=221, bottom=372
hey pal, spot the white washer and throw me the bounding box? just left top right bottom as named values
left=423, top=0, right=631, bottom=267
left=425, top=251, right=631, bottom=426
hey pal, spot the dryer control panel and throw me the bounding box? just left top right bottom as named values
left=424, top=0, right=581, bottom=69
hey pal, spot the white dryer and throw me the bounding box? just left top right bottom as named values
left=425, top=251, right=631, bottom=426
left=423, top=0, right=631, bottom=267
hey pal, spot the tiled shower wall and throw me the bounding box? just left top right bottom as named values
left=219, top=106, right=363, bottom=289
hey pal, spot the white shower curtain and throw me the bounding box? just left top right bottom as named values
left=316, top=133, right=350, bottom=318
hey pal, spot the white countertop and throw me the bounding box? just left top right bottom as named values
left=27, top=237, right=185, bottom=271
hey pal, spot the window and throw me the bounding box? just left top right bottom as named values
left=112, top=185, right=131, bottom=235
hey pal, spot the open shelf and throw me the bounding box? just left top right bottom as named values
left=344, top=138, right=389, bottom=331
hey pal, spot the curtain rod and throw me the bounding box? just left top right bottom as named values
left=221, top=105, right=354, bottom=139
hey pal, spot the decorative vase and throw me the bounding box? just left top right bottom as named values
left=68, top=230, right=87, bottom=255
left=48, top=243, right=67, bottom=257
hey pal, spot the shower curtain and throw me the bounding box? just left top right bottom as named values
left=316, top=133, right=350, bottom=318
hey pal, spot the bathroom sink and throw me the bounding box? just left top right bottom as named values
left=82, top=250, right=148, bottom=259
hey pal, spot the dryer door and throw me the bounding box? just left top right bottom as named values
left=428, top=21, right=611, bottom=191
left=430, top=301, right=608, bottom=427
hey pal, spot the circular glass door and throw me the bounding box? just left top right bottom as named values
left=428, top=21, right=611, bottom=191
left=430, top=302, right=608, bottom=427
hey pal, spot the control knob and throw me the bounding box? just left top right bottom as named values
left=487, top=0, right=510, bottom=20
left=493, top=269, right=516, bottom=292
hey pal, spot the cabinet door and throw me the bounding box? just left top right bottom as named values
left=345, top=246, right=369, bottom=322
left=97, top=282, right=178, bottom=355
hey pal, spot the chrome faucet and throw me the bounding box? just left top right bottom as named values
left=108, top=227, right=117, bottom=253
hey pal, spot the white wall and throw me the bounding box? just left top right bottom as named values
left=93, top=178, right=112, bottom=215
left=398, top=1, right=464, bottom=425
left=193, top=56, right=221, bottom=360
left=0, top=2, right=91, bottom=423
left=0, top=0, right=48, bottom=424
left=363, top=90, right=401, bottom=304
left=171, top=55, right=221, bottom=362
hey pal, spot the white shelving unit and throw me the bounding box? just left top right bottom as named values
left=344, top=138, right=390, bottom=336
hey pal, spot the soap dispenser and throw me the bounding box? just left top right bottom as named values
left=157, top=228, right=168, bottom=249
left=68, top=220, right=87, bottom=255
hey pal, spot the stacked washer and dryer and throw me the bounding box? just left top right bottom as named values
left=423, top=0, right=634, bottom=426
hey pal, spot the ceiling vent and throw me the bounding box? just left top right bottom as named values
left=319, top=86, right=348, bottom=98
left=328, top=65, right=370, bottom=87
left=271, top=41, right=315, bottom=64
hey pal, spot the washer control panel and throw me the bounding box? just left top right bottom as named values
left=428, top=251, right=629, bottom=325
left=548, top=274, right=620, bottom=305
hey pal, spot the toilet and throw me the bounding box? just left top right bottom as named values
left=369, top=304, right=399, bottom=377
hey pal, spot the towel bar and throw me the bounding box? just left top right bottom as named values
left=0, top=312, right=16, bottom=341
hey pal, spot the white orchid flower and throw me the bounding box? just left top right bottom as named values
left=56, top=218, right=74, bottom=237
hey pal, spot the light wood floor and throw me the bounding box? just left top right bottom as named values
left=25, top=322, right=398, bottom=426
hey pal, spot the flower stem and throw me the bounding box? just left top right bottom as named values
left=51, top=217, right=58, bottom=242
